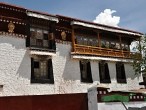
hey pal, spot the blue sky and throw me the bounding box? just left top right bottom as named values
left=1, top=0, right=146, bottom=33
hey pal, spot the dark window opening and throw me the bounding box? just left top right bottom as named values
left=116, top=62, right=127, bottom=83
left=79, top=60, right=93, bottom=83
left=34, top=61, right=39, bottom=68
left=99, top=61, right=111, bottom=83
left=43, top=33, right=48, bottom=40
left=31, top=56, right=54, bottom=84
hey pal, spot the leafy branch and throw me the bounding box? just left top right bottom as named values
left=132, top=34, right=146, bottom=75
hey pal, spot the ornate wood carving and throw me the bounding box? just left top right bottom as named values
left=73, top=44, right=135, bottom=59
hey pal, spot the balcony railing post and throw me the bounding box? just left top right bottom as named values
left=119, top=35, right=122, bottom=50
left=71, top=26, right=75, bottom=52
left=98, top=32, right=101, bottom=47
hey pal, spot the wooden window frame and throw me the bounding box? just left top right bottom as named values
left=79, top=60, right=93, bottom=83
left=31, top=56, right=54, bottom=84
left=116, top=62, right=127, bottom=83
left=29, top=27, right=56, bottom=50
left=99, top=61, right=111, bottom=83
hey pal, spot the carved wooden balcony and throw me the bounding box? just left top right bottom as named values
left=72, top=44, right=140, bottom=59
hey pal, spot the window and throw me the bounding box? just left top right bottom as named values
left=29, top=28, right=56, bottom=50
left=79, top=60, right=93, bottom=83
left=116, top=62, right=126, bottom=83
left=121, top=44, right=129, bottom=51
left=31, top=55, right=54, bottom=84
left=76, top=35, right=98, bottom=46
left=99, top=61, right=111, bottom=83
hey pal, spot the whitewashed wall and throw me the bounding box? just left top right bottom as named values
left=108, top=62, right=144, bottom=91
left=98, top=102, right=146, bottom=110
left=0, top=35, right=143, bottom=96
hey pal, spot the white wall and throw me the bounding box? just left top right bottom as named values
left=0, top=35, right=143, bottom=96
left=0, top=36, right=54, bottom=96
left=108, top=62, right=144, bottom=91
left=88, top=87, right=98, bottom=110
left=0, top=36, right=98, bottom=96
left=98, top=102, right=146, bottom=110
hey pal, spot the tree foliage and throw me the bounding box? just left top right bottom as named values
left=132, top=34, right=146, bottom=75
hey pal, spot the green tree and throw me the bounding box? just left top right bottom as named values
left=132, top=34, right=146, bottom=75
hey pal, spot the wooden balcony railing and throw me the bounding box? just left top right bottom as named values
left=72, top=44, right=140, bottom=59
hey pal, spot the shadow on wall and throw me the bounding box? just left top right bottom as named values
left=62, top=58, right=100, bottom=82
left=56, top=43, right=82, bottom=81
left=108, top=62, right=139, bottom=81
left=0, top=36, right=25, bottom=50
left=125, top=63, right=141, bottom=80
left=0, top=36, right=30, bottom=80
left=17, top=50, right=31, bottom=80
left=62, top=58, right=81, bottom=81
left=57, top=43, right=70, bottom=58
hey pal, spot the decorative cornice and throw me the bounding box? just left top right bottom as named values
left=29, top=50, right=56, bottom=56
left=55, top=39, right=71, bottom=45
left=0, top=31, right=27, bottom=38
left=27, top=11, right=59, bottom=23
left=0, top=5, right=25, bottom=13
left=71, top=21, right=143, bottom=37
left=0, top=16, right=27, bottom=25
left=71, top=53, right=133, bottom=63
left=56, top=27, right=72, bottom=33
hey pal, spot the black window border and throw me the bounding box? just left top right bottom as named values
left=31, top=57, right=54, bottom=84
left=116, top=62, right=127, bottom=84
left=99, top=61, right=111, bottom=83
left=79, top=60, right=93, bottom=83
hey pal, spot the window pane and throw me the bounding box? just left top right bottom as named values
left=36, top=39, right=43, bottom=46
left=43, top=33, right=48, bottom=40
left=36, top=29, right=43, bottom=39
left=31, top=56, right=54, bottom=84
left=34, top=61, right=39, bottom=68
left=99, top=61, right=111, bottom=83
left=80, top=60, right=93, bottom=83
left=116, top=62, right=126, bottom=83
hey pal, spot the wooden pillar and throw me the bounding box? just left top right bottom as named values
left=98, top=32, right=101, bottom=47
left=119, top=35, right=122, bottom=50
left=72, top=26, right=75, bottom=52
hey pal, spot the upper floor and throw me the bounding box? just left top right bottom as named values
left=0, top=2, right=143, bottom=60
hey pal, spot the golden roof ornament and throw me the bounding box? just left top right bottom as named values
left=61, top=31, right=66, bottom=40
left=8, top=21, right=15, bottom=33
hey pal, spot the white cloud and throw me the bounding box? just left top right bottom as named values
left=93, top=9, right=120, bottom=27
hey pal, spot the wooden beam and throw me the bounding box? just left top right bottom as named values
left=119, top=35, right=122, bottom=50
left=71, top=26, right=75, bottom=52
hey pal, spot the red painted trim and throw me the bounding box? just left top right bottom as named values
left=0, top=93, right=88, bottom=110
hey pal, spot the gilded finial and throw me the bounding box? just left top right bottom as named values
left=8, top=21, right=15, bottom=33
